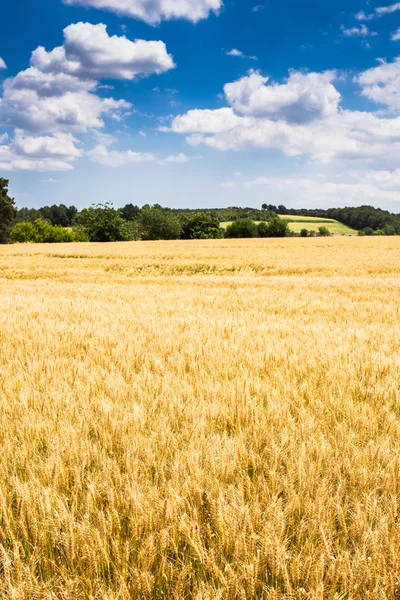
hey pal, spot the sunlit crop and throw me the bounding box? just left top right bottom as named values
left=1, top=237, right=400, bottom=599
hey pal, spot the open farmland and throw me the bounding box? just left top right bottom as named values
left=221, top=217, right=357, bottom=235
left=1, top=238, right=400, bottom=599
left=277, top=216, right=357, bottom=236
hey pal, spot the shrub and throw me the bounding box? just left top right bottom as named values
left=225, top=219, right=258, bottom=238
left=318, top=226, right=331, bottom=237
left=9, top=219, right=87, bottom=243
left=363, top=227, right=374, bottom=236
left=373, top=229, right=385, bottom=236
left=357, top=230, right=366, bottom=236
left=300, top=229, right=309, bottom=237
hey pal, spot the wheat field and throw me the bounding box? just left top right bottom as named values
left=1, top=238, right=400, bottom=599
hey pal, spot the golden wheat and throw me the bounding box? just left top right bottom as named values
left=1, top=238, right=400, bottom=599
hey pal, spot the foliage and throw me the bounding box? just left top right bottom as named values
left=265, top=217, right=290, bottom=237
left=300, top=228, right=309, bottom=237
left=318, top=226, right=331, bottom=237
left=0, top=178, right=17, bottom=244
left=373, top=229, right=385, bottom=236
left=225, top=218, right=259, bottom=238
left=171, top=205, right=276, bottom=223
left=274, top=204, right=400, bottom=234
left=121, top=203, right=140, bottom=222
left=15, top=204, right=77, bottom=227
left=139, top=205, right=183, bottom=241
left=181, top=212, right=224, bottom=239
left=363, top=227, right=374, bottom=236
left=10, top=219, right=88, bottom=243
left=74, top=204, right=130, bottom=242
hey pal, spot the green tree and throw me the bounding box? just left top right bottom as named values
left=0, top=178, right=17, bottom=243
left=181, top=212, right=224, bottom=239
left=257, top=222, right=270, bottom=238
left=225, top=219, right=258, bottom=238
left=300, top=228, right=309, bottom=237
left=266, top=217, right=290, bottom=237
left=384, top=224, right=396, bottom=236
left=121, top=204, right=140, bottom=221
left=74, top=204, right=129, bottom=242
left=139, top=206, right=182, bottom=241
left=373, top=229, right=385, bottom=236
left=318, top=226, right=331, bottom=237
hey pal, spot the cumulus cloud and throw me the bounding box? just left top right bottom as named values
left=223, top=70, right=340, bottom=123
left=87, top=144, right=156, bottom=166
left=0, top=57, right=6, bottom=70
left=164, top=68, right=400, bottom=163
left=0, top=22, right=174, bottom=171
left=0, top=67, right=130, bottom=133
left=31, top=22, right=175, bottom=80
left=357, top=57, right=400, bottom=110
left=62, top=0, right=222, bottom=25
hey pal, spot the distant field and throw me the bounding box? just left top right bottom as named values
left=221, top=216, right=357, bottom=235
left=2, top=238, right=400, bottom=598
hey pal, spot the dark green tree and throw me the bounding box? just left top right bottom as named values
left=225, top=219, right=258, bottom=238
left=74, top=204, right=129, bottom=242
left=300, top=228, right=309, bottom=237
left=0, top=178, right=17, bottom=243
left=181, top=212, right=224, bottom=239
left=121, top=204, right=140, bottom=221
left=266, top=218, right=290, bottom=237
left=139, top=206, right=182, bottom=241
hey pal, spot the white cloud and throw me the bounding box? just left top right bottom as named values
left=41, top=178, right=62, bottom=183
left=391, top=27, right=400, bottom=41
left=340, top=24, right=377, bottom=37
left=355, top=3, right=400, bottom=20
left=0, top=57, right=6, bottom=70
left=62, top=0, right=222, bottom=25
left=376, top=2, right=400, bottom=15
left=164, top=68, right=400, bottom=163
left=252, top=5, right=264, bottom=12
left=226, top=49, right=258, bottom=60
left=355, top=10, right=374, bottom=21
left=357, top=57, right=400, bottom=110
left=244, top=176, right=400, bottom=206
left=0, top=67, right=131, bottom=133
left=87, top=144, right=156, bottom=166
left=31, top=22, right=175, bottom=80
left=162, top=153, right=191, bottom=163
left=0, top=21, right=175, bottom=171
left=223, top=70, right=340, bottom=123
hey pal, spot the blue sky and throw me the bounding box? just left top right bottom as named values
left=2, top=0, right=400, bottom=210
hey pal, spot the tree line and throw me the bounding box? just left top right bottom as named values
left=3, top=176, right=400, bottom=243
left=263, top=204, right=400, bottom=235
